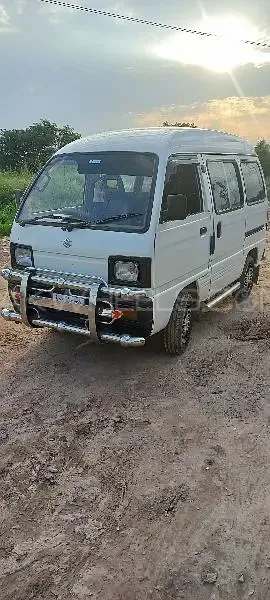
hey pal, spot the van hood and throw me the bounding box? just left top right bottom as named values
left=11, top=223, right=154, bottom=282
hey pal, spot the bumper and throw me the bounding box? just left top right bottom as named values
left=1, top=267, right=150, bottom=348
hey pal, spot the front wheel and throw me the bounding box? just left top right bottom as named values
left=163, top=290, right=193, bottom=355
left=235, top=256, right=255, bottom=302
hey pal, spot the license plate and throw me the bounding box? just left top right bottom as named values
left=53, top=293, right=85, bottom=306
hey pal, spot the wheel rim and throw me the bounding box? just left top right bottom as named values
left=181, top=305, right=192, bottom=345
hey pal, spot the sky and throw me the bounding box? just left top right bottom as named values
left=0, top=0, right=270, bottom=141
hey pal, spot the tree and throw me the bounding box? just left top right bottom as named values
left=163, top=121, right=197, bottom=128
left=0, top=119, right=81, bottom=172
left=255, top=140, right=270, bottom=179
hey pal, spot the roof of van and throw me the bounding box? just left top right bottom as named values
left=56, top=127, right=255, bottom=157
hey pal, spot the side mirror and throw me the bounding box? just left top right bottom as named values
left=166, top=193, right=188, bottom=221
left=13, top=189, right=24, bottom=208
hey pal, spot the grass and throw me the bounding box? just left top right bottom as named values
left=0, top=171, right=33, bottom=236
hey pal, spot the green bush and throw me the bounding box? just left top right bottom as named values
left=0, top=203, right=17, bottom=236
left=0, top=171, right=33, bottom=236
left=0, top=170, right=33, bottom=205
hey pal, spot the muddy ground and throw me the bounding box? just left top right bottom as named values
left=1, top=236, right=270, bottom=600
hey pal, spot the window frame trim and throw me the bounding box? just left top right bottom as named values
left=207, top=158, right=244, bottom=215
left=159, top=155, right=205, bottom=224
left=240, top=159, right=266, bottom=206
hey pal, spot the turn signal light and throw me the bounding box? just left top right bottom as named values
left=112, top=309, right=123, bottom=320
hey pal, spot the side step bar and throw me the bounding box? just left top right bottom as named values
left=204, top=282, right=240, bottom=310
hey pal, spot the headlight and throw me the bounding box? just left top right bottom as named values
left=114, top=260, right=139, bottom=283
left=13, top=245, right=33, bottom=268
left=108, top=256, right=151, bottom=287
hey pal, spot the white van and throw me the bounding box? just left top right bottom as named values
left=1, top=128, right=268, bottom=354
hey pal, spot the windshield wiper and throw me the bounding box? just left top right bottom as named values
left=19, top=213, right=69, bottom=226
left=94, top=212, right=143, bottom=225
left=19, top=212, right=144, bottom=229
left=19, top=213, right=91, bottom=229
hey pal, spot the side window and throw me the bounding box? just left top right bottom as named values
left=121, top=175, right=152, bottom=193
left=241, top=162, right=265, bottom=205
left=141, top=176, right=152, bottom=193
left=208, top=161, right=243, bottom=214
left=160, top=163, right=203, bottom=223
left=122, top=175, right=136, bottom=192
left=224, top=162, right=243, bottom=210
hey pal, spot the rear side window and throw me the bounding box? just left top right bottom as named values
left=241, top=162, right=265, bottom=205
left=160, top=163, right=203, bottom=223
left=208, top=161, right=243, bottom=214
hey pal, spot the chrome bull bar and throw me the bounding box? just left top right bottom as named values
left=1, top=267, right=106, bottom=341
left=1, top=267, right=147, bottom=347
left=2, top=308, right=23, bottom=324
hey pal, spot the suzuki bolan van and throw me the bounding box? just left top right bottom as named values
left=1, top=128, right=268, bottom=354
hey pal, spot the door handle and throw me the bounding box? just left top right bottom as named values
left=200, top=226, right=207, bottom=236
left=217, top=221, right=222, bottom=238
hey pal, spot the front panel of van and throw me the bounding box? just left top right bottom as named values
left=4, top=150, right=167, bottom=346
left=10, top=222, right=155, bottom=282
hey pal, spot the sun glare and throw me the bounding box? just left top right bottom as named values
left=153, top=16, right=270, bottom=73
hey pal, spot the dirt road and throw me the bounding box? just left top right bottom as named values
left=1, top=237, right=270, bottom=600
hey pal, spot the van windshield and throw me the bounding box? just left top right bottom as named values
left=18, top=152, right=158, bottom=232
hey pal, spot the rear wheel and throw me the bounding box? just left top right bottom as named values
left=163, top=290, right=193, bottom=355
left=236, top=256, right=255, bottom=302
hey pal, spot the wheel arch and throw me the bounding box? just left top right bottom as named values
left=184, top=281, right=200, bottom=309
left=152, top=279, right=200, bottom=335
left=247, top=247, right=258, bottom=265
left=163, top=286, right=194, bottom=355
left=245, top=248, right=260, bottom=283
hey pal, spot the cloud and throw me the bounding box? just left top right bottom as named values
left=39, top=0, right=135, bottom=28
left=38, top=1, right=76, bottom=25
left=134, top=96, right=270, bottom=141
left=151, top=16, right=270, bottom=73
left=16, top=0, right=27, bottom=15
left=0, top=3, right=10, bottom=31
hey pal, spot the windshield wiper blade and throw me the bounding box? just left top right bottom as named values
left=94, top=213, right=143, bottom=225
left=19, top=212, right=143, bottom=229
left=19, top=213, right=90, bottom=228
left=19, top=213, right=69, bottom=226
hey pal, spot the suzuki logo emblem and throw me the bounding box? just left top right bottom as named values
left=63, top=238, right=72, bottom=248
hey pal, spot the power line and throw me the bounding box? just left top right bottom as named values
left=37, top=0, right=270, bottom=50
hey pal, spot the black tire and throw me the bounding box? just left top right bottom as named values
left=236, top=256, right=255, bottom=302
left=163, top=290, right=193, bottom=355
